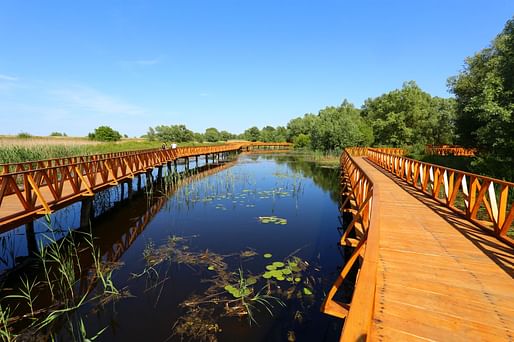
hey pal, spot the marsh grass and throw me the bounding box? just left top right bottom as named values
left=136, top=232, right=318, bottom=341
left=0, top=217, right=126, bottom=340
left=0, top=136, right=235, bottom=164
left=291, top=150, right=340, bottom=167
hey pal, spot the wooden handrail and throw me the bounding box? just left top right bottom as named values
left=425, top=145, right=476, bottom=156
left=321, top=148, right=380, bottom=341
left=367, top=150, right=514, bottom=246
left=324, top=145, right=513, bottom=341
left=0, top=142, right=292, bottom=230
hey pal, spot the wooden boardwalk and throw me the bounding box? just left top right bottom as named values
left=0, top=142, right=292, bottom=231
left=356, top=156, right=514, bottom=341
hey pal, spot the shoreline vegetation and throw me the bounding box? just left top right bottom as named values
left=0, top=136, right=235, bottom=165
left=0, top=136, right=477, bottom=178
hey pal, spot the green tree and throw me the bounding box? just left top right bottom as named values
left=311, top=100, right=373, bottom=151
left=293, top=133, right=311, bottom=148
left=448, top=16, right=514, bottom=180
left=193, top=132, right=204, bottom=143
left=274, top=126, right=288, bottom=142
left=362, top=81, right=455, bottom=147
left=243, top=126, right=261, bottom=141
left=204, top=127, right=221, bottom=142
left=286, top=114, right=318, bottom=142
left=152, top=124, right=194, bottom=142
left=260, top=126, right=276, bottom=142
left=88, top=126, right=122, bottom=142
left=146, top=127, right=156, bottom=141
left=220, top=130, right=235, bottom=141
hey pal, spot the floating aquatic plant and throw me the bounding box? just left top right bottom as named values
left=258, top=216, right=287, bottom=225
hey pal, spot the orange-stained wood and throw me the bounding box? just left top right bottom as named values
left=323, top=147, right=514, bottom=342
left=0, top=142, right=292, bottom=230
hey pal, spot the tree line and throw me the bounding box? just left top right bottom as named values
left=88, top=16, right=513, bottom=179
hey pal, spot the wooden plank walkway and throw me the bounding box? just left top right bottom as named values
left=353, top=157, right=514, bottom=341
left=0, top=142, right=292, bottom=231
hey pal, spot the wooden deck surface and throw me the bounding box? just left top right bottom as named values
left=354, top=157, right=514, bottom=341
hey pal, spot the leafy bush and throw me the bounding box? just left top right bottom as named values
left=17, top=132, right=32, bottom=139
left=293, top=134, right=311, bottom=149
left=88, top=126, right=122, bottom=142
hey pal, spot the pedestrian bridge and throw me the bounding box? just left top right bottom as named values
left=0, top=143, right=512, bottom=341
left=322, top=148, right=514, bottom=341
left=0, top=142, right=292, bottom=231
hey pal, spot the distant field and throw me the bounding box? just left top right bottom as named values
left=0, top=136, right=237, bottom=164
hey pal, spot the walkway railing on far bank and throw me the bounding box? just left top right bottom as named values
left=321, top=147, right=380, bottom=340
left=367, top=150, right=514, bottom=246
left=0, top=144, right=244, bottom=230
left=425, top=145, right=476, bottom=156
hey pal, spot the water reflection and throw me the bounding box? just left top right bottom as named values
left=0, top=153, right=344, bottom=341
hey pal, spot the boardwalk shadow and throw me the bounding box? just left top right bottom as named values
left=363, top=158, right=514, bottom=279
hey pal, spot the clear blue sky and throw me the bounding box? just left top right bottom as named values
left=0, top=1, right=513, bottom=137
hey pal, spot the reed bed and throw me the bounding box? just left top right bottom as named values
left=0, top=136, right=234, bottom=164
left=0, top=137, right=160, bottom=164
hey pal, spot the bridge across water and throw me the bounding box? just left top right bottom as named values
left=1, top=143, right=512, bottom=340
left=0, top=142, right=292, bottom=231
left=323, top=148, right=514, bottom=341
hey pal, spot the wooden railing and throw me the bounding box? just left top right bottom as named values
left=367, top=150, right=514, bottom=246
left=321, top=148, right=380, bottom=340
left=0, top=144, right=245, bottom=230
left=425, top=145, right=476, bottom=156
left=323, top=146, right=514, bottom=341
left=0, top=142, right=292, bottom=230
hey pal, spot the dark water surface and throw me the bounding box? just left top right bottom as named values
left=2, top=153, right=344, bottom=341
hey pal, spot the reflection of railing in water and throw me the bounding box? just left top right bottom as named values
left=103, top=161, right=235, bottom=263
left=0, top=160, right=237, bottom=337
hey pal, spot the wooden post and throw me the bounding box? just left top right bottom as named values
left=120, top=181, right=125, bottom=200
left=25, top=221, right=38, bottom=256
left=157, top=165, right=163, bottom=180
left=80, top=197, right=94, bottom=228
left=127, top=180, right=133, bottom=199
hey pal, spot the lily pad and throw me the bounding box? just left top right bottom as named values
left=262, top=272, right=273, bottom=279
left=263, top=253, right=272, bottom=259
left=272, top=261, right=285, bottom=268
left=303, top=287, right=313, bottom=296
left=266, top=265, right=277, bottom=271
left=247, top=277, right=257, bottom=285
left=207, top=266, right=215, bottom=271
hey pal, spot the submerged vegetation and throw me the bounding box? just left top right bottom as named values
left=136, top=234, right=318, bottom=341
left=0, top=151, right=344, bottom=340
left=0, top=217, right=127, bottom=340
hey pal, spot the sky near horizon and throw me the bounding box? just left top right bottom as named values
left=0, top=1, right=513, bottom=137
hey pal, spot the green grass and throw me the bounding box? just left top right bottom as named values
left=291, top=149, right=340, bottom=167
left=0, top=137, right=236, bottom=164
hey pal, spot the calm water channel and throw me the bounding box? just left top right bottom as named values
left=1, top=152, right=346, bottom=341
